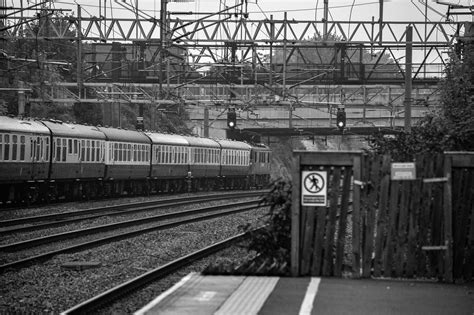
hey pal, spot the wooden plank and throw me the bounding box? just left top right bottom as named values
left=443, top=155, right=453, bottom=282
left=297, top=151, right=363, bottom=167
left=406, top=177, right=422, bottom=278
left=395, top=181, right=410, bottom=278
left=291, top=155, right=301, bottom=276
left=360, top=155, right=370, bottom=277
left=311, top=205, right=327, bottom=276
left=334, top=166, right=352, bottom=276
left=383, top=180, right=400, bottom=278
left=363, top=155, right=381, bottom=278
left=352, top=155, right=362, bottom=278
left=452, top=168, right=467, bottom=280
left=465, top=180, right=474, bottom=280
left=433, top=154, right=445, bottom=278
left=463, top=170, right=474, bottom=280
left=322, top=167, right=341, bottom=276
left=415, top=155, right=428, bottom=278
left=423, top=155, right=437, bottom=278
left=448, top=153, right=474, bottom=168
left=373, top=155, right=391, bottom=277
left=300, top=206, right=315, bottom=275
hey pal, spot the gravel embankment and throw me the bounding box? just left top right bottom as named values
left=0, top=197, right=267, bottom=314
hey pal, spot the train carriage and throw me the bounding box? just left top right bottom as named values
left=0, top=114, right=272, bottom=204
left=0, top=116, right=51, bottom=203
left=216, top=139, right=252, bottom=189
left=98, top=126, right=151, bottom=195
left=39, top=120, right=107, bottom=200
left=41, top=120, right=106, bottom=180
left=146, top=132, right=190, bottom=192
left=249, top=143, right=272, bottom=188
left=182, top=136, right=220, bottom=190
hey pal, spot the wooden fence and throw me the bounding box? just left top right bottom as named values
left=291, top=151, right=474, bottom=282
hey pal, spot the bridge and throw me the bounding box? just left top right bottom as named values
left=0, top=1, right=472, bottom=138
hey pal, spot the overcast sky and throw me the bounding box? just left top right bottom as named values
left=9, top=0, right=472, bottom=23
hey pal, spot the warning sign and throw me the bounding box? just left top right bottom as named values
left=391, top=162, right=416, bottom=180
left=301, top=171, right=328, bottom=206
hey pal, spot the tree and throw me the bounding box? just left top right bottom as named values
left=1, top=8, right=78, bottom=118
left=368, top=46, right=474, bottom=159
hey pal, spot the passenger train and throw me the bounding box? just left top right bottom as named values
left=0, top=115, right=272, bottom=205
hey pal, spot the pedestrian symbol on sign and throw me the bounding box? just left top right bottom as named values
left=304, top=172, right=325, bottom=193
left=301, top=171, right=327, bottom=206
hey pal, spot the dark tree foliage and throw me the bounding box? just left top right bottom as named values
left=240, top=180, right=292, bottom=267
left=73, top=102, right=103, bottom=126
left=369, top=48, right=474, bottom=160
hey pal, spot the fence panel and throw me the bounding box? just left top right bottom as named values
left=292, top=151, right=473, bottom=282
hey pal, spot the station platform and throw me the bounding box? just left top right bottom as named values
left=135, top=272, right=474, bottom=315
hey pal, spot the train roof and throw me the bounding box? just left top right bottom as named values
left=215, top=139, right=252, bottom=150
left=144, top=132, right=189, bottom=146
left=181, top=136, right=219, bottom=148
left=41, top=120, right=106, bottom=140
left=249, top=143, right=271, bottom=151
left=97, top=126, right=150, bottom=143
left=0, top=116, right=51, bottom=135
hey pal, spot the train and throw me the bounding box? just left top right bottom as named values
left=0, top=115, right=272, bottom=205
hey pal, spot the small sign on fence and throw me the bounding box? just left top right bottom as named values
left=391, top=162, right=416, bottom=180
left=301, top=170, right=328, bottom=206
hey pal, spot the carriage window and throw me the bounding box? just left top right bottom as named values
left=108, top=143, right=113, bottom=162
left=74, top=140, right=78, bottom=154
left=86, top=140, right=91, bottom=162
left=4, top=134, right=10, bottom=160
left=81, top=140, right=85, bottom=161
left=156, top=146, right=161, bottom=163
left=11, top=135, right=18, bottom=160
left=19, top=136, right=25, bottom=161
left=97, top=141, right=101, bottom=161
left=0, top=134, right=2, bottom=161
left=61, top=139, right=66, bottom=161
left=30, top=139, right=35, bottom=160
left=44, top=137, right=49, bottom=161
left=55, top=138, right=61, bottom=162
left=91, top=141, right=96, bottom=162
left=68, top=139, right=73, bottom=154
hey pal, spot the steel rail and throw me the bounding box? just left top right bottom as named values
left=0, top=199, right=260, bottom=252
left=0, top=191, right=266, bottom=227
left=60, top=229, right=262, bottom=315
left=0, top=203, right=263, bottom=273
left=0, top=192, right=266, bottom=235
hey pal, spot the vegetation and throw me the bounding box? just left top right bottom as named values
left=369, top=47, right=474, bottom=160
left=240, top=180, right=293, bottom=269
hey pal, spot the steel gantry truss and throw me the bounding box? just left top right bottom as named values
left=0, top=1, right=469, bottom=135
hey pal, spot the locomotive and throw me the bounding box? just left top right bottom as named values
left=0, top=115, right=272, bottom=205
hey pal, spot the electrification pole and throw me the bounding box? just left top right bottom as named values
left=404, top=25, right=413, bottom=132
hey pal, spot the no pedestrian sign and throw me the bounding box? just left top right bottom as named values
left=301, top=171, right=328, bottom=207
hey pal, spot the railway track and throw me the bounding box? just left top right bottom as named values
left=61, top=229, right=262, bottom=315
left=0, top=191, right=266, bottom=232
left=0, top=200, right=264, bottom=272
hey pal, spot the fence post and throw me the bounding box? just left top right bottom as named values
left=352, top=154, right=362, bottom=278
left=291, top=155, right=302, bottom=276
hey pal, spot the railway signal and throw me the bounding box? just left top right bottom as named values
left=227, top=108, right=237, bottom=129
left=336, top=108, right=346, bottom=131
